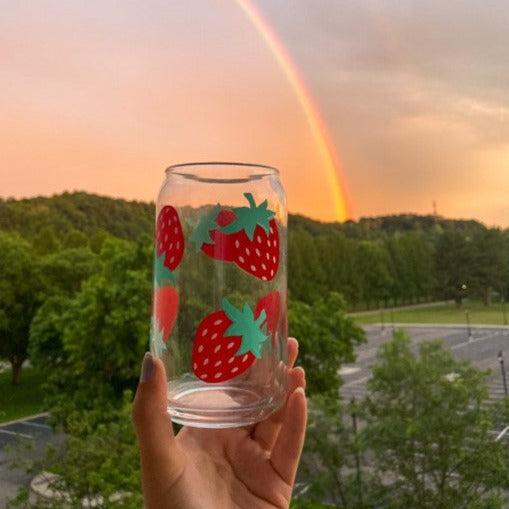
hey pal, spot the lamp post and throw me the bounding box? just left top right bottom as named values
left=380, top=308, right=385, bottom=335
left=499, top=351, right=508, bottom=397
left=465, top=310, right=473, bottom=341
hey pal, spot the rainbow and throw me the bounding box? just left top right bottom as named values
left=235, top=0, right=353, bottom=222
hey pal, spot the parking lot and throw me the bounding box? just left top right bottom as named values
left=0, top=414, right=61, bottom=507
left=342, top=324, right=509, bottom=402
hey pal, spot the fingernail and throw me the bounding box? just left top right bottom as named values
left=140, top=352, right=155, bottom=382
left=295, top=386, right=306, bottom=397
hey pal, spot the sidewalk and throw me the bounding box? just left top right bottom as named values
left=348, top=300, right=450, bottom=317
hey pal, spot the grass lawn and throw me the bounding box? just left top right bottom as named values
left=0, top=367, right=48, bottom=424
left=352, top=301, right=509, bottom=326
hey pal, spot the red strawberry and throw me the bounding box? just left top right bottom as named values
left=255, top=290, right=280, bottom=336
left=192, top=194, right=279, bottom=281
left=192, top=297, right=269, bottom=383
left=153, top=285, right=179, bottom=342
left=192, top=207, right=237, bottom=263
left=156, top=205, right=185, bottom=271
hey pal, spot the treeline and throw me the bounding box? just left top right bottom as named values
left=291, top=215, right=509, bottom=309
left=3, top=192, right=509, bottom=311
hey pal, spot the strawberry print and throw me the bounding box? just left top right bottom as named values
left=192, top=297, right=270, bottom=383
left=153, top=285, right=179, bottom=342
left=152, top=205, right=183, bottom=343
left=156, top=205, right=185, bottom=272
left=255, top=290, right=280, bottom=337
left=191, top=193, right=279, bottom=281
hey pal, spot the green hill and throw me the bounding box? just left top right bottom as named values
left=0, top=192, right=155, bottom=241
left=0, top=191, right=490, bottom=243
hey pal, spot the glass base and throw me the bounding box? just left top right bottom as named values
left=168, top=381, right=285, bottom=428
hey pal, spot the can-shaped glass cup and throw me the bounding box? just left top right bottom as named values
left=151, top=162, right=288, bottom=428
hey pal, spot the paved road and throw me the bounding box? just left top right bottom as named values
left=0, top=414, right=62, bottom=508
left=341, top=324, right=509, bottom=403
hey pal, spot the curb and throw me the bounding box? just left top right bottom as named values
left=0, top=412, right=49, bottom=428
left=365, top=323, right=509, bottom=330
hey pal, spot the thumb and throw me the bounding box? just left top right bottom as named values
left=132, top=353, right=184, bottom=498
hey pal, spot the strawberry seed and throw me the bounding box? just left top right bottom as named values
left=214, top=360, right=222, bottom=367
left=214, top=372, right=222, bottom=379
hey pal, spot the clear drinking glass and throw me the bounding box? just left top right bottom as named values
left=151, top=162, right=288, bottom=428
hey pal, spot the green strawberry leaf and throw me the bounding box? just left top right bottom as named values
left=222, top=297, right=268, bottom=359
left=153, top=250, right=176, bottom=287
left=190, top=205, right=221, bottom=249
left=220, top=193, right=275, bottom=241
left=150, top=317, right=166, bottom=356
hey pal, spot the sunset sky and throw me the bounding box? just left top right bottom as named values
left=2, top=1, right=509, bottom=226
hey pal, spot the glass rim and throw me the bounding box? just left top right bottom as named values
left=165, top=161, right=279, bottom=178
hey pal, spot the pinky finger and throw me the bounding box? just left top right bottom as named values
left=269, top=387, right=307, bottom=486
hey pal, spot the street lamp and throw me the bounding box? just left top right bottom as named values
left=465, top=310, right=473, bottom=341
left=498, top=351, right=508, bottom=397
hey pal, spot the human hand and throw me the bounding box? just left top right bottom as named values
left=132, top=338, right=307, bottom=509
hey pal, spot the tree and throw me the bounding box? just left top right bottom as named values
left=315, top=233, right=361, bottom=309
left=288, top=229, right=327, bottom=303
left=354, top=241, right=393, bottom=309
left=385, top=232, right=434, bottom=305
left=296, top=395, right=376, bottom=508
left=8, top=396, right=143, bottom=509
left=289, top=292, right=365, bottom=397
left=38, top=247, right=97, bottom=297
left=29, top=237, right=152, bottom=429
left=434, top=230, right=476, bottom=306
left=288, top=293, right=367, bottom=508
left=0, top=232, right=41, bottom=385
left=362, top=330, right=509, bottom=508
left=470, top=228, right=507, bottom=305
